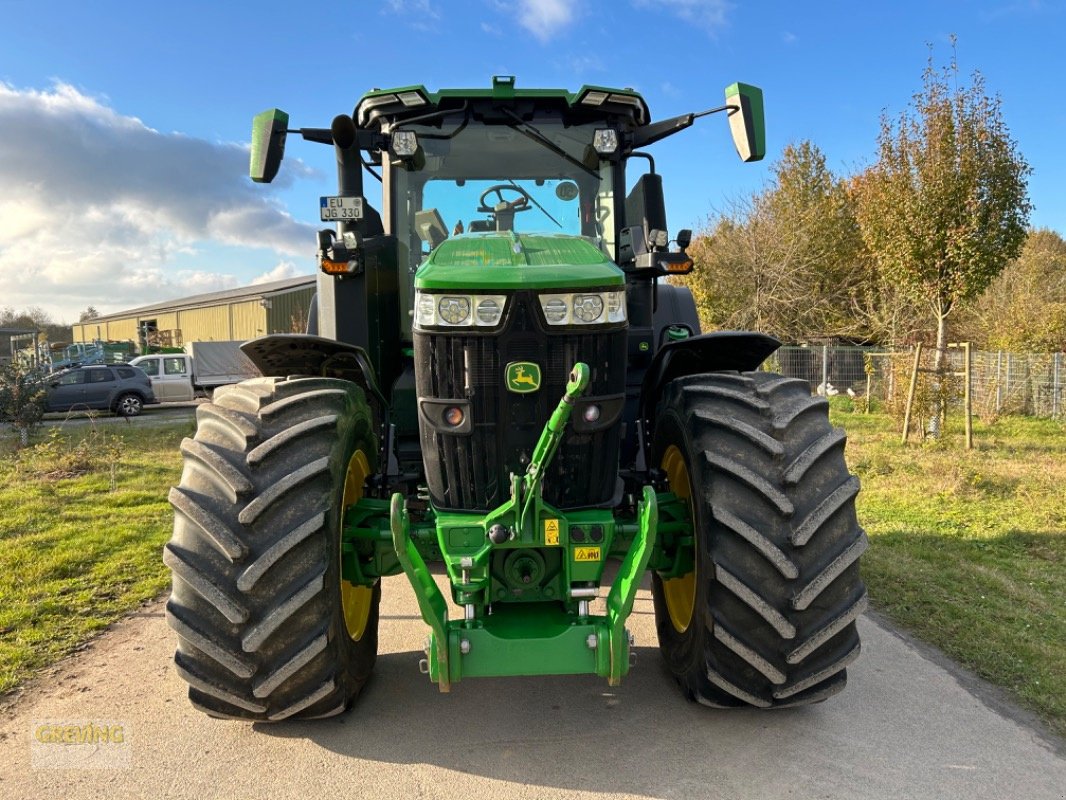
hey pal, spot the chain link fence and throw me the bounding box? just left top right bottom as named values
left=766, top=345, right=1066, bottom=420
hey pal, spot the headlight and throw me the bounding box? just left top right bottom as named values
left=437, top=296, right=471, bottom=325
left=475, top=297, right=502, bottom=324
left=573, top=294, right=605, bottom=323
left=414, top=291, right=507, bottom=328
left=538, top=290, right=627, bottom=326
left=543, top=298, right=568, bottom=324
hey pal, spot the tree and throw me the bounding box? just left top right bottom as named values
left=967, top=228, right=1066, bottom=351
left=0, top=307, right=71, bottom=356
left=79, top=306, right=100, bottom=322
left=854, top=47, right=1032, bottom=380
left=0, top=362, right=47, bottom=448
left=685, top=141, right=874, bottom=343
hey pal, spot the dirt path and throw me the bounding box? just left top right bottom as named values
left=1, top=576, right=1062, bottom=800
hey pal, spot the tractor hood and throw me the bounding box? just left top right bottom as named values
left=414, top=233, right=625, bottom=291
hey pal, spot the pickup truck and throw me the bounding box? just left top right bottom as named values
left=130, top=341, right=259, bottom=402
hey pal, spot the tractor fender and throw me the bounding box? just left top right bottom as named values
left=638, top=330, right=780, bottom=455
left=240, top=333, right=387, bottom=420
left=653, top=282, right=702, bottom=344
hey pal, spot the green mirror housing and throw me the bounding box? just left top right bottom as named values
left=250, top=108, right=289, bottom=183
left=724, top=83, right=765, bottom=163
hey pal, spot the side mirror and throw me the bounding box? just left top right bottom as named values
left=724, top=83, right=766, bottom=163
left=250, top=108, right=289, bottom=183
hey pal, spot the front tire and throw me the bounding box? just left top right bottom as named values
left=165, top=376, right=380, bottom=720
left=114, top=393, right=143, bottom=417
left=651, top=371, right=867, bottom=708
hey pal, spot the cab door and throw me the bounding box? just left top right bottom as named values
left=83, top=368, right=116, bottom=408
left=135, top=358, right=163, bottom=398
left=48, top=369, right=87, bottom=410
left=160, top=356, right=194, bottom=401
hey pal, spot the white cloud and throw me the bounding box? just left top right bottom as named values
left=517, top=0, right=576, bottom=42
left=633, top=0, right=732, bottom=35
left=0, top=82, right=317, bottom=321
left=251, top=261, right=303, bottom=285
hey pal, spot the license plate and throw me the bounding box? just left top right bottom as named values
left=320, top=196, right=364, bottom=221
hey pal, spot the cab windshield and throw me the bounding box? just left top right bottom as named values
left=390, top=114, right=619, bottom=272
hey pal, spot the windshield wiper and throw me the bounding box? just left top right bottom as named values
left=501, top=108, right=600, bottom=181
left=508, top=179, right=562, bottom=229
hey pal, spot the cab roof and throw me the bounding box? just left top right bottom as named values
left=353, top=76, right=651, bottom=129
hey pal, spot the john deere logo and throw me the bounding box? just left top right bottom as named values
left=505, top=361, right=541, bottom=393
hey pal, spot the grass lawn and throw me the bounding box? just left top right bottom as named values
left=833, top=405, right=1066, bottom=737
left=0, top=420, right=190, bottom=695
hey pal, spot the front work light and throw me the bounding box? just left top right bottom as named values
left=392, top=130, right=419, bottom=157
left=593, top=128, right=619, bottom=155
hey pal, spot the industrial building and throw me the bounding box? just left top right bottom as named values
left=70, top=275, right=315, bottom=350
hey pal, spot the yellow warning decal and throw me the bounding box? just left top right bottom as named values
left=543, top=518, right=560, bottom=546
left=574, top=547, right=601, bottom=562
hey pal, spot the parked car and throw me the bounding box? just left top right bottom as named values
left=45, top=365, right=157, bottom=416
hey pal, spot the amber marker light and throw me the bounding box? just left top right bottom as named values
left=320, top=259, right=351, bottom=275
left=664, top=258, right=694, bottom=274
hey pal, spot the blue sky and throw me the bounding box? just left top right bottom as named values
left=0, top=0, right=1062, bottom=322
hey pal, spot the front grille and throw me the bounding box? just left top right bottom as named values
left=414, top=292, right=626, bottom=511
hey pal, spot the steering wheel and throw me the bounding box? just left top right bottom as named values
left=477, top=184, right=532, bottom=214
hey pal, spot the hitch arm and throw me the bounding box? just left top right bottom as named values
left=518, top=363, right=590, bottom=531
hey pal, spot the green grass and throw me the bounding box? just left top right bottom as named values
left=0, top=421, right=190, bottom=695
left=831, top=406, right=1066, bottom=737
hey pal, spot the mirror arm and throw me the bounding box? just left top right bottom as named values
left=291, top=127, right=388, bottom=151
left=295, top=127, right=334, bottom=144
left=628, top=103, right=739, bottom=150
left=693, top=102, right=737, bottom=120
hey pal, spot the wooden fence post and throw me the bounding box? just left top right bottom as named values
left=902, top=343, right=923, bottom=444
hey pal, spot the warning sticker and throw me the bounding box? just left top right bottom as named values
left=543, top=518, right=560, bottom=546
left=574, top=547, right=601, bottom=562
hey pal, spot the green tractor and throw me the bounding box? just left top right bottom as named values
left=165, top=77, right=866, bottom=720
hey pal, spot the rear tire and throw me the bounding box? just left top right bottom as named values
left=651, top=371, right=867, bottom=708
left=165, top=376, right=380, bottom=720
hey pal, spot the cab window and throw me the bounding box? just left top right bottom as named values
left=57, top=370, right=86, bottom=385
left=137, top=359, right=160, bottom=377
left=163, top=357, right=188, bottom=376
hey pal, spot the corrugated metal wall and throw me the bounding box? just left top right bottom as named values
left=178, top=306, right=236, bottom=341
left=266, top=288, right=314, bottom=334
left=229, top=300, right=266, bottom=340
left=105, top=319, right=139, bottom=341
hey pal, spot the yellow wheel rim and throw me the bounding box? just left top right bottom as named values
left=661, top=444, right=697, bottom=633
left=340, top=449, right=373, bottom=642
